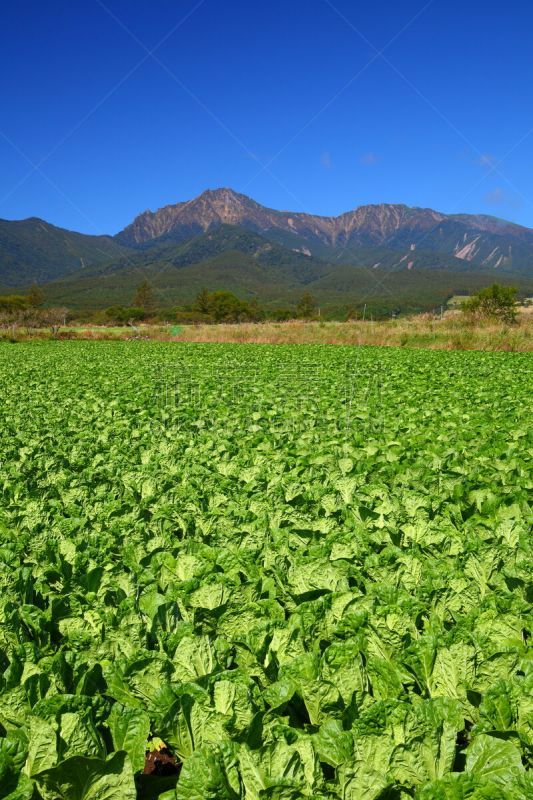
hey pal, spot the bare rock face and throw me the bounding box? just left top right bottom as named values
left=116, top=189, right=446, bottom=247
left=117, top=189, right=276, bottom=245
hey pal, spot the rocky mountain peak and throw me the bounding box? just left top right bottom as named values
left=113, top=188, right=533, bottom=275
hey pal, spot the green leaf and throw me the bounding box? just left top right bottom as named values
left=416, top=771, right=533, bottom=799
left=0, top=730, right=28, bottom=778
left=390, top=698, right=464, bottom=787
left=465, top=734, right=524, bottom=786
left=338, top=458, right=354, bottom=475
left=429, top=644, right=476, bottom=700
left=36, top=751, right=136, bottom=800
left=338, top=736, right=394, bottom=800
left=24, top=715, right=58, bottom=777
left=59, top=712, right=106, bottom=760
left=175, top=744, right=240, bottom=800
left=108, top=704, right=150, bottom=774
left=312, top=719, right=354, bottom=767
left=1, top=773, right=34, bottom=800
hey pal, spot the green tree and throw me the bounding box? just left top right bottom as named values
left=194, top=287, right=212, bottom=314
left=248, top=297, right=264, bottom=322
left=106, top=306, right=146, bottom=325
left=208, top=290, right=251, bottom=322
left=27, top=284, right=45, bottom=308
left=296, top=292, right=317, bottom=319
left=132, top=280, right=155, bottom=312
left=463, top=284, right=518, bottom=324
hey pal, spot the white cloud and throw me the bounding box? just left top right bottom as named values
left=478, top=153, right=497, bottom=167
left=483, top=187, right=523, bottom=211
left=360, top=152, right=378, bottom=166
left=484, top=187, right=504, bottom=205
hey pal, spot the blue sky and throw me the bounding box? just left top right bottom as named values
left=1, top=0, right=533, bottom=234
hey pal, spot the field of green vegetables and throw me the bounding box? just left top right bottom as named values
left=0, top=341, right=531, bottom=800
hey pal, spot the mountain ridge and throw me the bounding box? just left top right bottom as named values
left=115, top=189, right=451, bottom=246
left=1, top=189, right=533, bottom=296
left=39, top=223, right=533, bottom=313
left=114, top=188, right=533, bottom=273
left=0, top=216, right=131, bottom=286
left=115, top=187, right=533, bottom=235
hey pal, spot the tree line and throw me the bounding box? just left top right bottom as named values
left=102, top=281, right=522, bottom=325
left=102, top=281, right=320, bottom=324
left=0, top=285, right=70, bottom=338
left=0, top=281, right=522, bottom=333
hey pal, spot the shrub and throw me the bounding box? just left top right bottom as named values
left=463, top=284, right=518, bottom=324
left=105, top=306, right=146, bottom=324
left=193, top=289, right=259, bottom=323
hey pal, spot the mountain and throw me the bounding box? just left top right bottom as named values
left=42, top=225, right=533, bottom=314
left=107, top=224, right=497, bottom=278
left=2, top=189, right=533, bottom=313
left=41, top=226, right=331, bottom=309
left=0, top=217, right=132, bottom=286
left=43, top=254, right=532, bottom=314
left=116, top=189, right=449, bottom=249
left=115, top=188, right=533, bottom=274
left=80, top=226, right=329, bottom=282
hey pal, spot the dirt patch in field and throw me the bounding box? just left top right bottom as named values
left=143, top=747, right=181, bottom=776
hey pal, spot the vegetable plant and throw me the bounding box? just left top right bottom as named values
left=0, top=341, right=531, bottom=799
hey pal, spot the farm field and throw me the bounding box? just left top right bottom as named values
left=0, top=340, right=531, bottom=799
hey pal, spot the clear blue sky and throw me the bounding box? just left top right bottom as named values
left=1, top=0, right=533, bottom=234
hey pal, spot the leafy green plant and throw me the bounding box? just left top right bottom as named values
left=0, top=341, right=531, bottom=798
